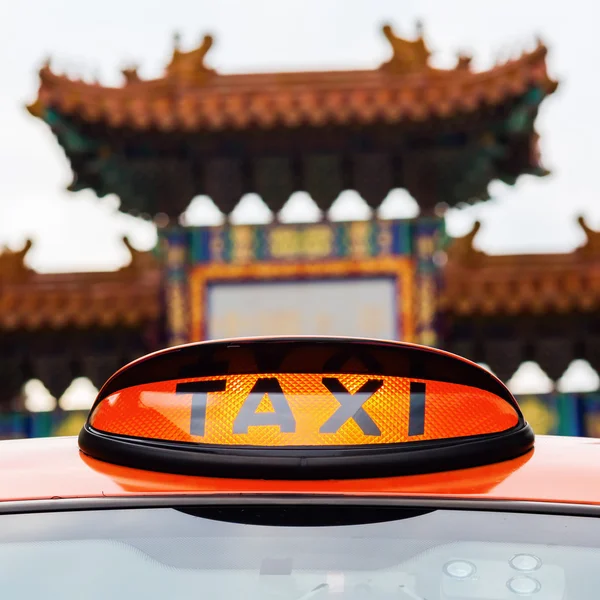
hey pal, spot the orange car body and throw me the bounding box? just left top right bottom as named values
left=1, top=433, right=599, bottom=507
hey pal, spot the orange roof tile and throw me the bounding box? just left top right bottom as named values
left=441, top=218, right=600, bottom=316
left=27, top=26, right=557, bottom=132
left=0, top=239, right=161, bottom=330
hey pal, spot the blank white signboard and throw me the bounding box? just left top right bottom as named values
left=206, top=278, right=398, bottom=340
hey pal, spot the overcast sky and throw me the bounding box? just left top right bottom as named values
left=1, top=0, right=599, bottom=273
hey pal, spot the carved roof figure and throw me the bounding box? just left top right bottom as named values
left=120, top=236, right=158, bottom=272
left=456, top=52, right=473, bottom=71
left=576, top=216, right=600, bottom=258
left=0, top=240, right=33, bottom=282
left=122, top=66, right=141, bottom=85
left=380, top=22, right=432, bottom=74
left=165, top=33, right=216, bottom=84
left=445, top=220, right=485, bottom=266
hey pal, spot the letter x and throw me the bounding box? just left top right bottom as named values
left=319, top=378, right=382, bottom=436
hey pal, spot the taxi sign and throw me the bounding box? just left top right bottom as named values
left=78, top=337, right=534, bottom=479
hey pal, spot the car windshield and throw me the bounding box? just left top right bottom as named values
left=0, top=503, right=597, bottom=599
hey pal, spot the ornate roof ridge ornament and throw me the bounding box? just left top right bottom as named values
left=164, top=31, right=217, bottom=85
left=445, top=221, right=486, bottom=267
left=456, top=51, right=473, bottom=71
left=576, top=215, right=600, bottom=258
left=0, top=239, right=34, bottom=282
left=121, top=65, right=141, bottom=84
left=379, top=21, right=432, bottom=75
left=120, top=236, right=158, bottom=272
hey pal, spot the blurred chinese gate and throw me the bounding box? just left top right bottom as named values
left=1, top=23, right=599, bottom=439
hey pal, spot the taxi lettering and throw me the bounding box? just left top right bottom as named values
left=177, top=380, right=228, bottom=437
left=319, top=377, right=383, bottom=436
left=409, top=381, right=426, bottom=436
left=179, top=376, right=428, bottom=439
left=233, top=378, right=296, bottom=434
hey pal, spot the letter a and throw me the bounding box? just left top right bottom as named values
left=233, top=378, right=296, bottom=434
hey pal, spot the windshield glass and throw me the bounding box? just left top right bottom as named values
left=0, top=504, right=597, bottom=599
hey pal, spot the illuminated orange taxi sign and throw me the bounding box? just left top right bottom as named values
left=79, top=337, right=534, bottom=479
left=89, top=374, right=518, bottom=447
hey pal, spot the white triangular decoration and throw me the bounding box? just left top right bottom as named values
left=377, top=189, right=420, bottom=220
left=229, top=193, right=273, bottom=225
left=557, top=360, right=600, bottom=394
left=328, top=190, right=372, bottom=222
left=182, top=195, right=225, bottom=226
left=278, top=191, right=322, bottom=223
left=23, top=380, right=57, bottom=413
left=507, top=362, right=554, bottom=395
left=59, top=378, right=99, bottom=411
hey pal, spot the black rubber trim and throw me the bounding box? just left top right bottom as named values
left=79, top=421, right=534, bottom=480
